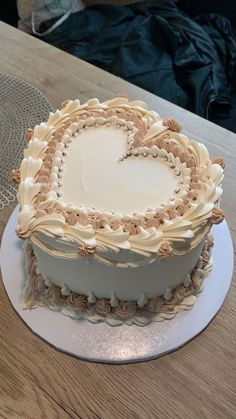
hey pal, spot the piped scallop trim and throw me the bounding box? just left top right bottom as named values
left=15, top=97, right=224, bottom=265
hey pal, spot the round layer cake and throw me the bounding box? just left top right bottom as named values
left=14, top=96, right=225, bottom=325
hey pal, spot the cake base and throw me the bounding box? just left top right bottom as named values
left=0, top=207, right=233, bottom=363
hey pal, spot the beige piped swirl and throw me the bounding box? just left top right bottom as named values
left=94, top=298, right=111, bottom=315
left=211, top=157, right=225, bottom=169
left=210, top=207, right=224, bottom=224
left=44, top=284, right=65, bottom=305
left=67, top=293, right=87, bottom=312
left=157, top=241, right=173, bottom=260
left=113, top=301, right=137, bottom=318
left=163, top=118, right=182, bottom=132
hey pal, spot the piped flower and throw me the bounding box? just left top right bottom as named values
left=95, top=298, right=111, bottom=315
left=114, top=301, right=137, bottom=318
left=173, top=285, right=192, bottom=303
left=211, top=157, right=225, bottom=169
left=163, top=118, right=182, bottom=132
left=210, top=207, right=224, bottom=224
left=157, top=241, right=173, bottom=260
left=61, top=99, right=70, bottom=108
left=206, top=233, right=214, bottom=250
left=78, top=243, right=95, bottom=257
left=67, top=293, right=87, bottom=311
left=44, top=284, right=65, bottom=305
left=16, top=225, right=31, bottom=239
left=11, top=169, right=20, bottom=184
left=26, top=128, right=34, bottom=141
left=67, top=212, right=78, bottom=226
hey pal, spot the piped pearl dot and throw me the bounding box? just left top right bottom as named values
left=183, top=273, right=191, bottom=287
left=175, top=187, right=180, bottom=193
left=163, top=288, right=173, bottom=301
left=142, top=152, right=148, bottom=157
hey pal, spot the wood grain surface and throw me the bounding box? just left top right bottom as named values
left=0, top=22, right=235, bottom=419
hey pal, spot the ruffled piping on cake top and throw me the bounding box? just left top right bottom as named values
left=15, top=97, right=224, bottom=266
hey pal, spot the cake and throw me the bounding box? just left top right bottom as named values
left=12, top=96, right=225, bottom=325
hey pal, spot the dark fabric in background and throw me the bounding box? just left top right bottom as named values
left=41, top=0, right=236, bottom=131
left=0, top=0, right=18, bottom=27
left=1, top=0, right=236, bottom=132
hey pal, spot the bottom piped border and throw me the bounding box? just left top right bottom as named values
left=22, top=235, right=213, bottom=326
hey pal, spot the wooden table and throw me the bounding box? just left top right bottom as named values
left=0, top=21, right=235, bottom=418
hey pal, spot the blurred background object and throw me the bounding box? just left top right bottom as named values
left=1, top=0, right=235, bottom=132
left=0, top=0, right=19, bottom=27
left=16, top=0, right=85, bottom=34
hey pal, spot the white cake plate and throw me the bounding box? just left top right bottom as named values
left=0, top=207, right=234, bottom=364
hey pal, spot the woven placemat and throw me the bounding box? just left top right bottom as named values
left=0, top=73, right=53, bottom=210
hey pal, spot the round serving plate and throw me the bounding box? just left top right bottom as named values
left=0, top=73, right=52, bottom=209
left=0, top=207, right=234, bottom=364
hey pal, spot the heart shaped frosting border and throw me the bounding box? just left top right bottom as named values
left=15, top=97, right=224, bottom=267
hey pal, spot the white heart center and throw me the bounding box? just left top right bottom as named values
left=61, top=126, right=179, bottom=213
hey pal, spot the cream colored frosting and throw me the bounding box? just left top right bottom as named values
left=16, top=96, right=224, bottom=267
